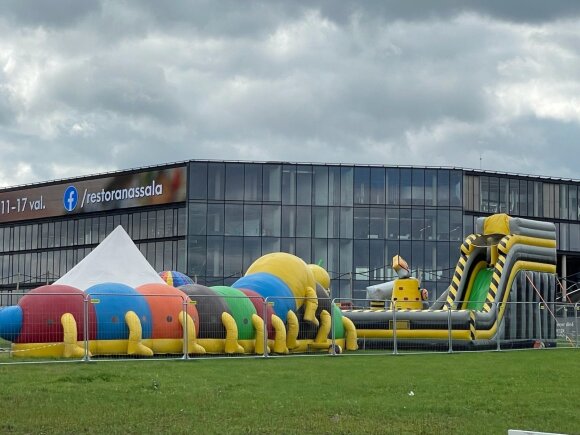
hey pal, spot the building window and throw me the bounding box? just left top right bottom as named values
left=386, top=168, right=399, bottom=205
left=281, top=205, right=296, bottom=237
left=225, top=163, right=244, bottom=201
left=189, top=203, right=207, bottom=236
left=400, top=169, right=412, bottom=206
left=208, top=163, right=225, bottom=200
left=225, top=204, right=243, bottom=236
left=569, top=186, right=578, bottom=220
left=499, top=178, right=508, bottom=213
left=262, top=164, right=281, bottom=202
left=295, top=238, right=311, bottom=263
left=412, top=168, right=424, bottom=206
left=224, top=236, right=243, bottom=277
left=189, top=162, right=208, bottom=199
left=450, top=170, right=462, bottom=207
left=328, top=207, right=340, bottom=238
left=425, top=170, right=438, bottom=207
left=354, top=167, right=370, bottom=205
left=313, top=166, right=329, bottom=206
left=282, top=165, right=296, bottom=205
left=312, top=207, right=328, bottom=238
left=262, top=204, right=281, bottom=237
left=518, top=180, right=527, bottom=216
left=339, top=207, right=353, bottom=239
left=207, top=236, right=224, bottom=277
left=353, top=207, right=370, bottom=239
left=244, top=164, right=262, bottom=202
left=243, top=204, right=261, bottom=236
left=340, top=167, right=354, bottom=206
left=369, top=208, right=385, bottom=239
left=296, top=165, right=313, bottom=206
left=295, top=206, right=312, bottom=238
left=399, top=209, right=411, bottom=240
left=438, top=170, right=450, bottom=207
left=370, top=168, right=385, bottom=205
left=243, top=237, right=261, bottom=271
left=386, top=208, right=399, bottom=240
left=411, top=208, right=425, bottom=240
left=328, top=166, right=341, bottom=206
left=312, top=238, right=328, bottom=269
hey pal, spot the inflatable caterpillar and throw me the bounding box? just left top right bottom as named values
left=0, top=253, right=357, bottom=358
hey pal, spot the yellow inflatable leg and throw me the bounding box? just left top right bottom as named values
left=341, top=316, right=358, bottom=351
left=60, top=313, right=86, bottom=358
left=251, top=314, right=269, bottom=355
left=314, top=310, right=331, bottom=343
left=270, top=314, right=288, bottom=354
left=178, top=311, right=206, bottom=355
left=286, top=310, right=299, bottom=350
left=125, top=311, right=154, bottom=356
left=303, top=286, right=319, bottom=326
left=221, top=312, right=244, bottom=354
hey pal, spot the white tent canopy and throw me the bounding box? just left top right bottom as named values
left=55, top=225, right=165, bottom=291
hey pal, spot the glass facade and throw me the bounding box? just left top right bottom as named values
left=1, top=161, right=579, bottom=302
left=187, top=162, right=465, bottom=299
left=0, top=206, right=186, bottom=288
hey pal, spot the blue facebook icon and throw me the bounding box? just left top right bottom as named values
left=63, top=186, right=78, bottom=212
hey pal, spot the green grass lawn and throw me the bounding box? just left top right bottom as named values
left=0, top=351, right=578, bottom=434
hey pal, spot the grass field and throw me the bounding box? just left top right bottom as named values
left=0, top=351, right=578, bottom=434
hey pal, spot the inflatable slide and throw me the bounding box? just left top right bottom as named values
left=343, top=214, right=557, bottom=349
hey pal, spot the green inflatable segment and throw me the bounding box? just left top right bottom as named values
left=211, top=286, right=257, bottom=340
left=332, top=304, right=345, bottom=339
left=466, top=268, right=494, bottom=310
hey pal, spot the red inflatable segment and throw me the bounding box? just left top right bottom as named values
left=17, top=285, right=96, bottom=344
left=135, top=284, right=199, bottom=339
left=238, top=288, right=275, bottom=339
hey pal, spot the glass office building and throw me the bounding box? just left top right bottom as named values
left=0, top=161, right=578, bottom=302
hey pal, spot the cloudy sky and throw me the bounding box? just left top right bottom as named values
left=1, top=0, right=580, bottom=187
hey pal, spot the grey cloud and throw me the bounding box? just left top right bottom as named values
left=37, top=56, right=184, bottom=123
left=2, top=0, right=101, bottom=27
left=0, top=2, right=579, bottom=188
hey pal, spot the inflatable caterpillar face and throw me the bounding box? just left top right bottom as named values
left=244, top=252, right=319, bottom=325
left=308, top=264, right=331, bottom=295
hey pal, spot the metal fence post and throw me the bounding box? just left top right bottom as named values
left=263, top=297, right=269, bottom=358
left=574, top=302, right=580, bottom=349
left=392, top=301, right=398, bottom=355
left=496, top=302, right=501, bottom=352
left=330, top=298, right=336, bottom=356
left=447, top=307, right=453, bottom=353
left=537, top=302, right=542, bottom=343
left=83, top=296, right=90, bottom=362
left=182, top=298, right=189, bottom=360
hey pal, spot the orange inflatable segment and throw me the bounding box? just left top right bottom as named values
left=136, top=283, right=199, bottom=339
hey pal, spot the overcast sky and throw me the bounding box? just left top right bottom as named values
left=1, top=0, right=580, bottom=187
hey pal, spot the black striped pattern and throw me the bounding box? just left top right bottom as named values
left=445, top=234, right=479, bottom=309
left=469, top=311, right=476, bottom=340
left=483, top=238, right=508, bottom=312
left=498, top=235, right=511, bottom=256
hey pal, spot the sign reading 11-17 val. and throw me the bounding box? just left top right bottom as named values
left=0, top=166, right=187, bottom=224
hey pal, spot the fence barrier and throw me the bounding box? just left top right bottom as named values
left=0, top=293, right=577, bottom=365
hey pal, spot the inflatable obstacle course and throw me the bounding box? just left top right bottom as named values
left=0, top=229, right=356, bottom=357
left=343, top=214, right=557, bottom=349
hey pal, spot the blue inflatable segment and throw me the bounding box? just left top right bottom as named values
left=0, top=305, right=22, bottom=341
left=232, top=273, right=296, bottom=319
left=85, top=283, right=152, bottom=340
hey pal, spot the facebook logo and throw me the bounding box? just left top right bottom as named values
left=63, top=186, right=78, bottom=212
